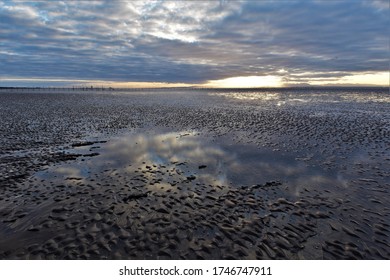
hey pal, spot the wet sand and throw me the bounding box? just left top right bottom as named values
left=0, top=88, right=389, bottom=259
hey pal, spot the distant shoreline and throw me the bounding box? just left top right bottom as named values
left=0, top=86, right=388, bottom=91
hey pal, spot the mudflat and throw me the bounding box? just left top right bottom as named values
left=0, top=88, right=389, bottom=259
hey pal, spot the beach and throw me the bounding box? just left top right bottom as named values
left=0, top=88, right=389, bottom=259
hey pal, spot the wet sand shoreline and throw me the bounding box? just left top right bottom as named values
left=0, top=88, right=389, bottom=259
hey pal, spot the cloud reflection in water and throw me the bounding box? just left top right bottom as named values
left=36, top=130, right=349, bottom=198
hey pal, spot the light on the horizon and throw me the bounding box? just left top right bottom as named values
left=204, top=75, right=282, bottom=88
left=338, top=72, right=389, bottom=86
left=1, top=71, right=387, bottom=88
left=308, top=72, right=389, bottom=86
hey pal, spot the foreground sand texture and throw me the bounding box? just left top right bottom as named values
left=0, top=88, right=389, bottom=259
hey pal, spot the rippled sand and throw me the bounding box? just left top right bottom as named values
left=0, top=88, right=389, bottom=259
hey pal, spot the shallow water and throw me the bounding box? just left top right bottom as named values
left=0, top=88, right=389, bottom=259
left=35, top=129, right=345, bottom=189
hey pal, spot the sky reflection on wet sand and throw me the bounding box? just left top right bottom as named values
left=36, top=130, right=351, bottom=197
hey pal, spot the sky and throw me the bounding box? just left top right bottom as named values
left=0, top=0, right=389, bottom=88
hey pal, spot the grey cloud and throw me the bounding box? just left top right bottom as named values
left=0, top=0, right=388, bottom=86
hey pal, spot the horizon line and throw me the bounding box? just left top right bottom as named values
left=0, top=85, right=388, bottom=90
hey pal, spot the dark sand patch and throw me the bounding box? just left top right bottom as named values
left=0, top=88, right=389, bottom=259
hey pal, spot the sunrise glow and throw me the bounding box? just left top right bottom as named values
left=204, top=76, right=283, bottom=88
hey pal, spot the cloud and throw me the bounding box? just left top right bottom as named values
left=0, top=0, right=388, bottom=86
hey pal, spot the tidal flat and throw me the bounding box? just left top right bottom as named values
left=0, top=88, right=389, bottom=259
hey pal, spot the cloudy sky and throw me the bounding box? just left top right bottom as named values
left=0, top=0, right=388, bottom=87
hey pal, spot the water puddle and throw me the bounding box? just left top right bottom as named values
left=35, top=130, right=347, bottom=194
